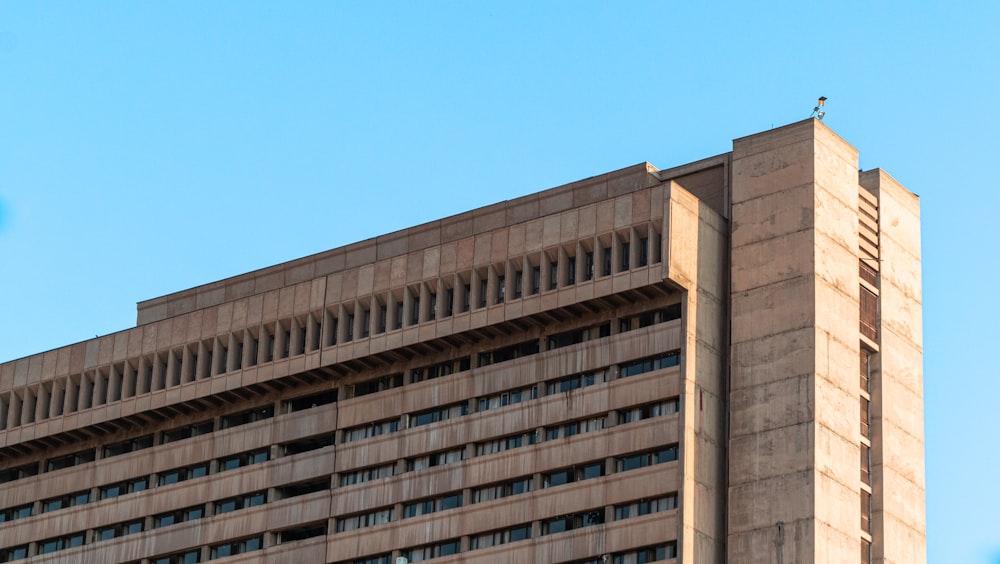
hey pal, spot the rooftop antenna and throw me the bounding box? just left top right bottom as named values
left=810, top=96, right=827, bottom=120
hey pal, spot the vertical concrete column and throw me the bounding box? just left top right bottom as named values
left=860, top=171, right=926, bottom=564
left=322, top=308, right=336, bottom=347
left=35, top=385, right=50, bottom=422
left=402, top=289, right=415, bottom=326
left=728, top=119, right=863, bottom=563
left=109, top=364, right=123, bottom=400
left=20, top=388, right=35, bottom=425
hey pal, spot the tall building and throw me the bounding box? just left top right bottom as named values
left=0, top=119, right=924, bottom=564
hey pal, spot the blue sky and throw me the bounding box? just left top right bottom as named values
left=1, top=2, right=997, bottom=561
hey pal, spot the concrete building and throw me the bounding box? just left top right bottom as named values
left=0, top=119, right=924, bottom=564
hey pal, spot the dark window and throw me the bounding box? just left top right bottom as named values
left=277, top=478, right=330, bottom=499
left=104, top=435, right=154, bottom=458
left=161, top=420, right=214, bottom=444
left=567, top=257, right=576, bottom=285
left=639, top=237, right=649, bottom=267
left=513, top=271, right=523, bottom=298
left=619, top=352, right=681, bottom=377
left=219, top=449, right=268, bottom=471
left=219, top=405, right=274, bottom=429
left=46, top=449, right=96, bottom=472
left=286, top=390, right=337, bottom=412
left=531, top=266, right=541, bottom=294
left=549, top=262, right=558, bottom=290
left=602, top=246, right=612, bottom=276
left=278, top=522, right=328, bottom=544
left=585, top=252, right=594, bottom=280
left=0, top=504, right=33, bottom=523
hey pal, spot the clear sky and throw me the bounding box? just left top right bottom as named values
left=1, top=2, right=997, bottom=561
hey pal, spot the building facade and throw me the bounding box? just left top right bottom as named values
left=0, top=120, right=925, bottom=564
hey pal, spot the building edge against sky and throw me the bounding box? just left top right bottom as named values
left=0, top=119, right=924, bottom=564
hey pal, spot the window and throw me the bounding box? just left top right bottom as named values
left=41, top=490, right=91, bottom=513
left=549, top=262, right=558, bottom=290
left=411, top=403, right=468, bottom=427
left=152, top=550, right=200, bottom=564
left=615, top=445, right=679, bottom=472
left=336, top=507, right=394, bottom=531
left=104, top=435, right=154, bottom=458
left=410, top=358, right=470, bottom=383
left=619, top=352, right=680, bottom=377
left=403, top=492, right=463, bottom=518
left=861, top=397, right=871, bottom=439
left=277, top=522, right=328, bottom=544
left=210, top=536, right=262, bottom=559
left=618, top=399, right=680, bottom=424
left=471, top=477, right=534, bottom=503
left=153, top=505, right=204, bottom=528
left=545, top=370, right=607, bottom=395
left=477, top=385, right=537, bottom=411
left=861, top=443, right=871, bottom=485
left=614, top=494, right=678, bottom=520
left=339, top=463, right=396, bottom=486
left=286, top=390, right=337, bottom=412
left=96, top=520, right=144, bottom=541
left=283, top=432, right=336, bottom=456
left=541, top=509, right=604, bottom=534
left=543, top=461, right=605, bottom=488
left=403, top=539, right=461, bottom=561
left=0, top=504, right=33, bottom=523
left=219, top=405, right=274, bottom=429
left=38, top=533, right=85, bottom=554
left=567, top=256, right=577, bottom=285
left=611, top=543, right=677, bottom=563
left=531, top=266, right=541, bottom=294
left=157, top=463, right=209, bottom=486
left=497, top=275, right=505, bottom=303
left=513, top=271, right=523, bottom=298
left=860, top=349, right=871, bottom=392
left=620, top=242, right=631, bottom=271
left=602, top=246, right=612, bottom=276
left=544, top=417, right=605, bottom=440
left=860, top=286, right=878, bottom=340
left=276, top=477, right=330, bottom=499
left=546, top=322, right=611, bottom=350
left=343, top=418, right=400, bottom=442
left=215, top=491, right=266, bottom=514
left=0, top=546, right=28, bottom=562
left=0, top=462, right=39, bottom=484
left=46, top=448, right=96, bottom=471
left=477, top=340, right=540, bottom=367
left=861, top=490, right=872, bottom=534
left=470, top=524, right=532, bottom=549
left=476, top=432, right=536, bottom=456
left=219, top=449, right=268, bottom=471
left=161, top=420, right=214, bottom=444
left=585, top=251, right=594, bottom=280
left=345, top=373, right=403, bottom=399
left=639, top=237, right=649, bottom=267
left=406, top=448, right=465, bottom=472
left=100, top=476, right=149, bottom=499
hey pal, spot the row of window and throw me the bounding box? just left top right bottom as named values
left=0, top=447, right=269, bottom=524
left=0, top=290, right=677, bottom=437
left=0, top=480, right=332, bottom=562
left=338, top=397, right=679, bottom=488
left=344, top=498, right=677, bottom=563
left=341, top=350, right=680, bottom=446
left=336, top=445, right=680, bottom=535
left=0, top=387, right=336, bottom=487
